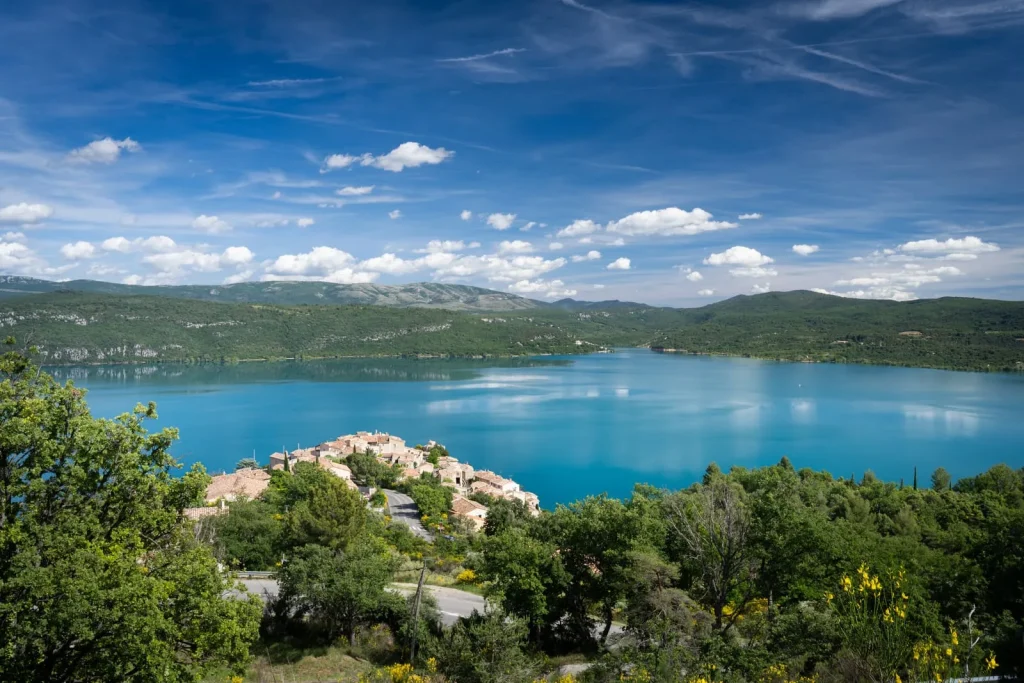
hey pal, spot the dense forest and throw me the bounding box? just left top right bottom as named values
left=2, top=343, right=1022, bottom=682
left=1, top=288, right=1023, bottom=371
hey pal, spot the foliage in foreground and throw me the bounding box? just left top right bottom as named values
left=0, top=343, right=261, bottom=681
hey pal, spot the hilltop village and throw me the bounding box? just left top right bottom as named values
left=189, top=431, right=539, bottom=532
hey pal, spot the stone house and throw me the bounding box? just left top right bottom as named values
left=204, top=468, right=271, bottom=504
left=450, top=494, right=488, bottom=532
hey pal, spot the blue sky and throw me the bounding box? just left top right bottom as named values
left=1, top=0, right=1022, bottom=305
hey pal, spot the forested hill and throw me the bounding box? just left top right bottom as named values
left=650, top=291, right=1024, bottom=371
left=2, top=287, right=1022, bottom=370
left=0, top=293, right=586, bottom=363
left=0, top=276, right=542, bottom=312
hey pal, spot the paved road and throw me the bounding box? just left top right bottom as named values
left=238, top=579, right=486, bottom=626
left=383, top=489, right=433, bottom=541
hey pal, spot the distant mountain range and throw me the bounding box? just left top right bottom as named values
left=0, top=276, right=546, bottom=312
left=2, top=276, right=1022, bottom=371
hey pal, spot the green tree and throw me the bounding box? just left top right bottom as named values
left=212, top=499, right=282, bottom=570
left=346, top=451, right=400, bottom=488
left=409, top=481, right=453, bottom=522
left=277, top=538, right=402, bottom=646
left=277, top=463, right=367, bottom=551
left=428, top=611, right=539, bottom=683
left=482, top=529, right=567, bottom=642
left=0, top=345, right=261, bottom=681
left=483, top=496, right=533, bottom=536
left=932, top=467, right=953, bottom=492
left=235, top=457, right=260, bottom=471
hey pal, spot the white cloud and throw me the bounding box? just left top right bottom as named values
left=67, top=137, right=141, bottom=164
left=297, top=217, right=315, bottom=228
left=262, top=269, right=379, bottom=285
left=549, top=242, right=564, bottom=250
left=363, top=142, right=454, bottom=172
left=697, top=289, right=715, bottom=297
left=337, top=185, right=375, bottom=196
left=508, top=278, right=577, bottom=298
left=571, top=250, right=601, bottom=262
left=2, top=231, right=26, bottom=242
left=0, top=240, right=41, bottom=272
left=498, top=240, right=534, bottom=254
left=59, top=241, right=96, bottom=260
left=267, top=246, right=356, bottom=275
left=321, top=154, right=360, bottom=172
left=0, top=202, right=54, bottom=224
left=751, top=283, right=771, bottom=294
left=704, top=246, right=774, bottom=267
left=221, top=246, right=255, bottom=266
left=192, top=215, right=231, bottom=234
left=938, top=253, right=979, bottom=261
left=86, top=264, right=124, bottom=277
left=460, top=210, right=473, bottom=221
left=521, top=221, right=537, bottom=231
left=388, top=209, right=402, bottom=219
left=792, top=244, right=820, bottom=256
left=468, top=241, right=481, bottom=249
left=360, top=253, right=423, bottom=275
left=819, top=264, right=965, bottom=301
left=101, top=235, right=177, bottom=253
left=557, top=219, right=600, bottom=238
left=607, top=257, right=631, bottom=271
left=487, top=213, right=516, bottom=230
left=433, top=254, right=567, bottom=282
left=607, top=207, right=736, bottom=237
left=738, top=212, right=763, bottom=220
left=593, top=284, right=605, bottom=289
left=272, top=191, right=282, bottom=199
left=730, top=266, right=779, bottom=278
left=899, top=236, right=999, bottom=254
left=222, top=270, right=254, bottom=285
left=144, top=250, right=222, bottom=273
left=417, top=240, right=467, bottom=254
left=686, top=270, right=703, bottom=282
left=813, top=287, right=917, bottom=302
left=122, top=274, right=143, bottom=285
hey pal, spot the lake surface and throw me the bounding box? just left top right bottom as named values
left=52, top=351, right=1024, bottom=507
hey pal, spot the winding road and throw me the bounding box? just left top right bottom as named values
left=237, top=578, right=486, bottom=626
left=383, top=488, right=433, bottom=541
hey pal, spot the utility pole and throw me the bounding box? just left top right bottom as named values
left=409, top=562, right=427, bottom=664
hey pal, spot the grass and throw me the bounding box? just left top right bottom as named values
left=202, top=642, right=371, bottom=683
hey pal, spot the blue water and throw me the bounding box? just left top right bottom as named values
left=51, top=351, right=1024, bottom=507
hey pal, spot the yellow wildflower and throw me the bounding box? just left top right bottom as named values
left=986, top=653, right=998, bottom=671
left=841, top=576, right=852, bottom=592
left=950, top=629, right=958, bottom=645
left=945, top=648, right=953, bottom=657
left=894, top=675, right=902, bottom=683
left=426, top=657, right=438, bottom=674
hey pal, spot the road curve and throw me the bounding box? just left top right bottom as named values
left=237, top=578, right=486, bottom=626
left=382, top=488, right=434, bottom=541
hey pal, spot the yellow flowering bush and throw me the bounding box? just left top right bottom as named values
left=455, top=569, right=477, bottom=584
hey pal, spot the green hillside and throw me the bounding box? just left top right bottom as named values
left=0, top=293, right=587, bottom=363
left=2, top=288, right=1022, bottom=371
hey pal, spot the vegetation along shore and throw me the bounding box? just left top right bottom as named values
left=2, top=278, right=1023, bottom=372
left=2, top=342, right=1022, bottom=682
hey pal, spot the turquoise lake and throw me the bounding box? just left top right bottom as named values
left=52, top=350, right=1024, bottom=507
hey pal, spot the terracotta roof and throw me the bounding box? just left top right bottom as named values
left=183, top=506, right=226, bottom=520
left=205, top=468, right=271, bottom=503
left=451, top=495, right=488, bottom=517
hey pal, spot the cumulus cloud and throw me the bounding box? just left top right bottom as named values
left=417, top=240, right=468, bottom=254
left=738, top=213, right=763, bottom=220
left=607, top=208, right=736, bottom=237
left=337, top=185, right=375, bottom=196
left=686, top=270, right=703, bottom=282
left=818, top=264, right=965, bottom=301
left=67, top=137, right=141, bottom=164
left=557, top=219, right=600, bottom=238
left=267, top=246, right=356, bottom=275
left=433, top=254, right=567, bottom=282
left=549, top=242, right=564, bottom=250
left=0, top=202, right=54, bottom=224
left=607, top=257, right=631, bottom=270
left=388, top=210, right=402, bottom=219
left=360, top=253, right=423, bottom=275
left=793, top=244, right=820, bottom=256
left=59, top=241, right=97, bottom=260
left=521, top=221, right=537, bottom=231
left=508, top=278, right=577, bottom=298
left=460, top=210, right=473, bottom=221
left=2, top=231, right=26, bottom=242
left=321, top=142, right=454, bottom=174
left=221, top=246, right=255, bottom=266
left=101, top=235, right=176, bottom=253
left=898, top=236, right=999, bottom=254
left=704, top=246, right=774, bottom=268
left=751, top=283, right=771, bottom=294
left=487, top=213, right=516, bottom=230
left=193, top=215, right=231, bottom=234
left=572, top=250, right=602, bottom=263
left=297, top=217, right=315, bottom=228
left=365, top=142, right=454, bottom=172
left=697, top=289, right=715, bottom=297
left=223, top=270, right=254, bottom=285
left=498, top=240, right=533, bottom=254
